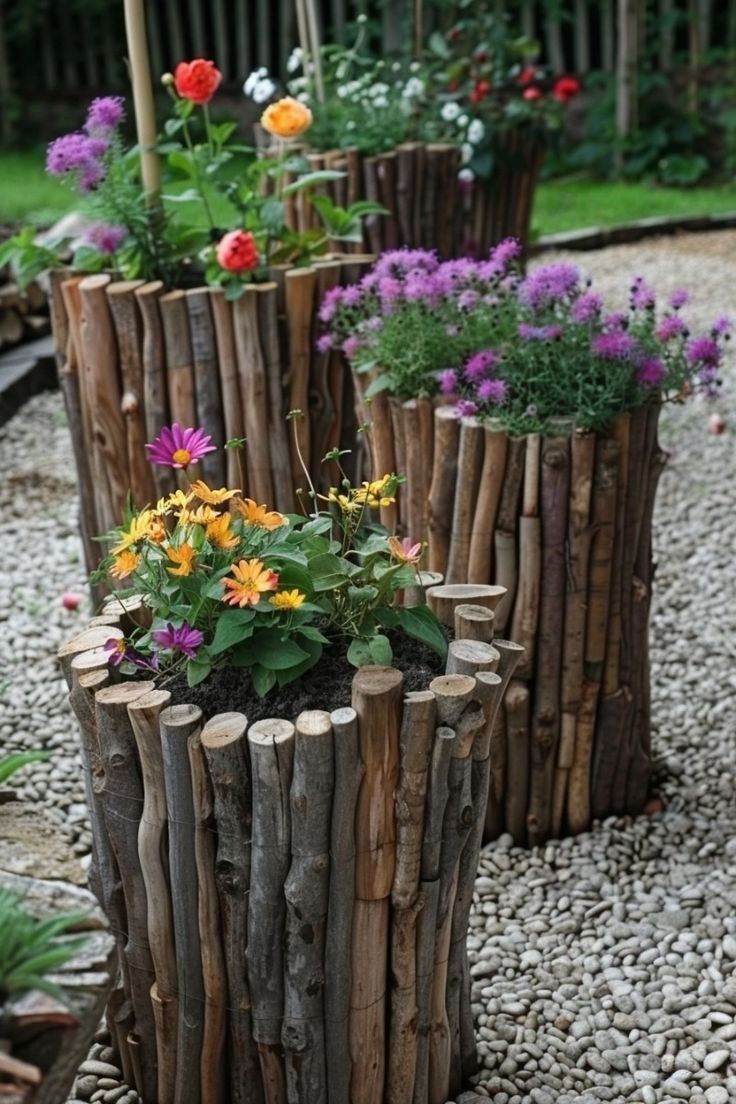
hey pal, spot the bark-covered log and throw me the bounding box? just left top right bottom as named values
left=445, top=418, right=484, bottom=584
left=453, top=604, right=495, bottom=643
left=467, top=424, right=508, bottom=585
left=427, top=407, right=461, bottom=576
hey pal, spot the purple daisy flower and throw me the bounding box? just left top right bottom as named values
left=592, top=331, right=638, bottom=360
left=318, top=286, right=343, bottom=323
left=477, top=377, right=508, bottom=404
left=145, top=424, right=217, bottom=469
left=341, top=285, right=363, bottom=307
left=489, top=237, right=522, bottom=269
left=438, top=369, right=458, bottom=395
left=152, top=621, right=204, bottom=660
left=86, top=223, right=126, bottom=254
left=86, top=96, right=125, bottom=133
left=636, top=357, right=666, bottom=388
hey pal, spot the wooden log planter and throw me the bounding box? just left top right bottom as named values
left=367, top=402, right=667, bottom=846
left=60, top=601, right=524, bottom=1104
left=268, top=135, right=544, bottom=259
left=47, top=256, right=374, bottom=579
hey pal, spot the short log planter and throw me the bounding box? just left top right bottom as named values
left=366, top=400, right=667, bottom=846
left=47, top=256, right=373, bottom=580
left=277, top=135, right=543, bottom=259
left=60, top=598, right=524, bottom=1104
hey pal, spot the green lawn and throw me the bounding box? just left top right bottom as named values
left=2, top=149, right=736, bottom=237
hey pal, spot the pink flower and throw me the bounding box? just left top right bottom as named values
left=477, top=377, right=508, bottom=404
left=216, top=230, right=259, bottom=272
left=438, top=369, right=458, bottom=394
left=387, top=536, right=422, bottom=566
left=146, top=424, right=217, bottom=468
left=316, top=334, right=333, bottom=354
left=61, top=591, right=82, bottom=610
left=342, top=336, right=360, bottom=359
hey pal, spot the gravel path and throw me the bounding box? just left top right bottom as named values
left=1, top=230, right=735, bottom=1104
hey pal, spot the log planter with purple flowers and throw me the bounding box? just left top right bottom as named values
left=321, top=252, right=730, bottom=845
left=60, top=599, right=524, bottom=1104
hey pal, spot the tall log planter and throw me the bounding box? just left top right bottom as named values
left=48, top=256, right=373, bottom=580
left=365, top=399, right=667, bottom=846
left=60, top=603, right=523, bottom=1104
left=268, top=134, right=544, bottom=259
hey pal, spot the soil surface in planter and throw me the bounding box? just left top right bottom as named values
left=168, top=630, right=447, bottom=724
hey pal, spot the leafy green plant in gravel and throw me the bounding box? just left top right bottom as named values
left=0, top=891, right=88, bottom=1008
left=0, top=752, right=50, bottom=788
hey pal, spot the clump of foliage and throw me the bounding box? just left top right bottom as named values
left=0, top=891, right=88, bottom=1007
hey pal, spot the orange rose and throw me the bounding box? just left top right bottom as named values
left=216, top=230, right=259, bottom=273
left=260, top=96, right=313, bottom=140
left=174, top=59, right=222, bottom=105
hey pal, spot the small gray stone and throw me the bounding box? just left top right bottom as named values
left=704, top=1088, right=729, bottom=1104
left=78, top=1061, right=124, bottom=1080
left=703, top=1050, right=730, bottom=1072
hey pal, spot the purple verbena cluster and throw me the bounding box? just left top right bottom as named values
left=46, top=96, right=124, bottom=193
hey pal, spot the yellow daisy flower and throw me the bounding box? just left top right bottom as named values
left=190, top=480, right=241, bottom=505
left=269, top=589, right=306, bottom=611
left=206, top=514, right=239, bottom=550
left=112, top=510, right=154, bottom=555
left=109, top=549, right=140, bottom=579
left=354, top=475, right=397, bottom=509
left=165, top=489, right=193, bottom=511
left=235, top=498, right=287, bottom=531
left=166, top=542, right=196, bottom=577
left=178, top=504, right=221, bottom=527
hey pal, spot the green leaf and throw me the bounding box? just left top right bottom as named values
left=281, top=170, right=346, bottom=196
left=0, top=751, right=50, bottom=785
left=347, top=584, right=379, bottom=604
left=428, top=29, right=452, bottom=58
left=365, top=374, right=392, bottom=399
left=187, top=658, right=212, bottom=687
left=369, top=633, right=393, bottom=666
left=396, top=605, right=448, bottom=658
left=252, top=630, right=310, bottom=670
left=260, top=195, right=285, bottom=233
left=252, top=664, right=277, bottom=697
left=209, top=609, right=255, bottom=656
left=275, top=636, right=322, bottom=684
left=296, top=625, right=331, bottom=645
left=224, top=281, right=246, bottom=301
left=347, top=638, right=374, bottom=667
left=310, top=552, right=354, bottom=591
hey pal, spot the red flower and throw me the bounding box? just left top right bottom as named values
left=518, top=66, right=537, bottom=86
left=469, top=79, right=491, bottom=104
left=216, top=230, right=259, bottom=273
left=552, top=75, right=581, bottom=103
left=523, top=87, right=543, bottom=102
left=174, top=59, right=222, bottom=105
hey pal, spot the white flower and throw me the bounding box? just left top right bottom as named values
left=404, top=77, right=424, bottom=98
left=458, top=168, right=475, bottom=184
left=461, top=143, right=473, bottom=164
left=373, top=96, right=389, bottom=108
left=244, top=68, right=267, bottom=96
left=287, top=47, right=302, bottom=74
left=467, top=119, right=485, bottom=145
left=252, top=78, right=276, bottom=104
left=297, top=91, right=310, bottom=103
left=457, top=114, right=469, bottom=128
left=372, top=82, right=389, bottom=96
left=410, top=61, right=421, bottom=72
left=346, top=120, right=356, bottom=130
left=441, top=101, right=461, bottom=122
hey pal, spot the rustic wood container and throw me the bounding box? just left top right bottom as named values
left=364, top=398, right=667, bottom=845
left=47, top=257, right=374, bottom=581
left=60, top=601, right=523, bottom=1104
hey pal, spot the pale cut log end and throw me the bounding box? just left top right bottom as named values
left=295, top=709, right=333, bottom=737
left=201, top=711, right=248, bottom=747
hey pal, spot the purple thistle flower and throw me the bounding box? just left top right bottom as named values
left=78, top=160, right=106, bottom=192
left=570, top=291, right=603, bottom=324
left=316, top=334, right=333, bottom=354
left=636, top=357, right=666, bottom=388
left=145, top=424, right=217, bottom=469
left=686, top=336, right=720, bottom=371
left=46, top=132, right=103, bottom=175
left=518, top=263, right=580, bottom=309
left=455, top=399, right=478, bottom=417
left=441, top=258, right=480, bottom=282
left=592, top=331, right=638, bottom=360
left=152, top=621, right=205, bottom=660
left=86, top=223, right=126, bottom=254
left=489, top=237, right=522, bottom=269
left=438, top=369, right=458, bottom=395
left=318, top=286, right=343, bottom=323
left=602, top=311, right=627, bottom=330
left=476, top=377, right=508, bottom=404
left=342, top=336, right=360, bottom=359
left=518, top=323, right=561, bottom=341
left=656, top=315, right=687, bottom=342
left=669, top=288, right=690, bottom=310
left=630, top=276, right=655, bottom=310
left=712, top=316, right=731, bottom=336
left=374, top=248, right=438, bottom=279
left=457, top=289, right=479, bottom=311
left=341, top=284, right=363, bottom=307
left=464, top=349, right=500, bottom=380
left=85, top=96, right=125, bottom=133
left=378, top=276, right=404, bottom=304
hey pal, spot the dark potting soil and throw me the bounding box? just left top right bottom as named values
left=168, top=630, right=447, bottom=725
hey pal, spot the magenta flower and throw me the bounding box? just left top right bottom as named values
left=104, top=637, right=158, bottom=670
left=712, top=316, right=731, bottom=336
left=46, top=132, right=106, bottom=176
left=465, top=349, right=500, bottom=380
left=86, top=223, right=127, bottom=254
left=570, top=291, right=603, bottom=324
left=477, top=377, right=508, bottom=404
left=457, top=289, right=479, bottom=310
left=669, top=288, right=690, bottom=310
left=316, top=334, right=333, bottom=354
left=146, top=424, right=217, bottom=469
left=438, top=369, right=458, bottom=394
left=686, top=336, right=720, bottom=371
left=592, top=331, right=638, bottom=360
left=342, top=336, right=360, bottom=359
left=85, top=96, right=125, bottom=134
left=489, top=238, right=522, bottom=269
left=636, top=357, right=666, bottom=388
left=318, top=286, right=343, bottom=323
left=152, top=622, right=204, bottom=659
left=456, top=399, right=478, bottom=417
left=630, top=276, right=655, bottom=310
left=518, top=263, right=580, bottom=309
left=341, top=285, right=363, bottom=307
left=656, top=315, right=687, bottom=342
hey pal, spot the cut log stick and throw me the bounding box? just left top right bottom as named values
left=592, top=687, right=633, bottom=819
left=402, top=399, right=424, bottom=542
left=134, top=281, right=172, bottom=499
left=508, top=516, right=540, bottom=677
left=127, top=689, right=178, bottom=1104
left=619, top=406, right=649, bottom=686
left=396, top=143, right=419, bottom=245
left=492, top=435, right=526, bottom=632
left=403, top=570, right=444, bottom=608
left=428, top=407, right=461, bottom=576
left=368, top=385, right=397, bottom=531
left=602, top=413, right=631, bottom=696
left=285, top=268, right=318, bottom=493
left=427, top=583, right=507, bottom=629
left=78, top=274, right=129, bottom=533
left=233, top=289, right=275, bottom=508
left=467, top=424, right=508, bottom=584
left=428, top=675, right=476, bottom=731
left=247, top=718, right=295, bottom=1104
left=201, top=712, right=263, bottom=1104
left=567, top=677, right=600, bottom=835
left=159, top=703, right=206, bottom=1104
left=282, top=711, right=334, bottom=1103
left=388, top=398, right=407, bottom=529
left=445, top=417, right=484, bottom=584
left=377, top=151, right=399, bottom=250
left=188, top=728, right=227, bottom=1104
left=527, top=434, right=570, bottom=846
left=255, top=282, right=293, bottom=513
left=349, top=898, right=389, bottom=1104
left=107, top=280, right=156, bottom=509
left=391, top=691, right=437, bottom=911
left=446, top=640, right=499, bottom=680
left=159, top=290, right=196, bottom=430
left=209, top=289, right=244, bottom=490
left=186, top=288, right=226, bottom=486
left=361, top=155, right=384, bottom=254
left=504, top=679, right=531, bottom=844
left=58, top=625, right=123, bottom=688
left=453, top=603, right=495, bottom=643
left=387, top=897, right=424, bottom=1104
left=95, top=681, right=158, bottom=1104
left=325, top=707, right=362, bottom=1104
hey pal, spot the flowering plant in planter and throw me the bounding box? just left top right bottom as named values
left=0, top=60, right=383, bottom=298
left=95, top=426, right=446, bottom=693
left=320, top=243, right=729, bottom=434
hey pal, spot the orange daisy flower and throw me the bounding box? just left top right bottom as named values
left=222, top=558, right=279, bottom=607
left=178, top=504, right=220, bottom=527
left=235, top=498, right=287, bottom=531
left=109, top=550, right=140, bottom=579
left=167, top=543, right=196, bottom=577
left=189, top=480, right=241, bottom=505
left=206, top=514, right=239, bottom=550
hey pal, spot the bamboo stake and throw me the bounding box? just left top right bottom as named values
left=96, top=682, right=158, bottom=1104
left=285, top=268, right=318, bottom=492
left=247, top=718, right=295, bottom=1104
left=159, top=291, right=197, bottom=430
left=127, top=689, right=178, bottom=1104
left=427, top=583, right=506, bottom=629
left=428, top=407, right=461, bottom=576
left=255, top=283, right=293, bottom=513
left=504, top=679, right=531, bottom=844
left=445, top=417, right=484, bottom=584
left=107, top=280, right=156, bottom=508
left=232, top=289, right=275, bottom=508
left=186, top=289, right=226, bottom=486
left=527, top=434, right=570, bottom=846
left=325, top=707, right=361, bottom=1104
left=454, top=604, right=495, bottom=643
left=160, top=703, right=206, bottom=1104
left=467, top=424, right=508, bottom=584
left=282, top=711, right=334, bottom=1102
left=135, top=281, right=172, bottom=499
left=201, top=713, right=263, bottom=1104
left=123, top=0, right=161, bottom=196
